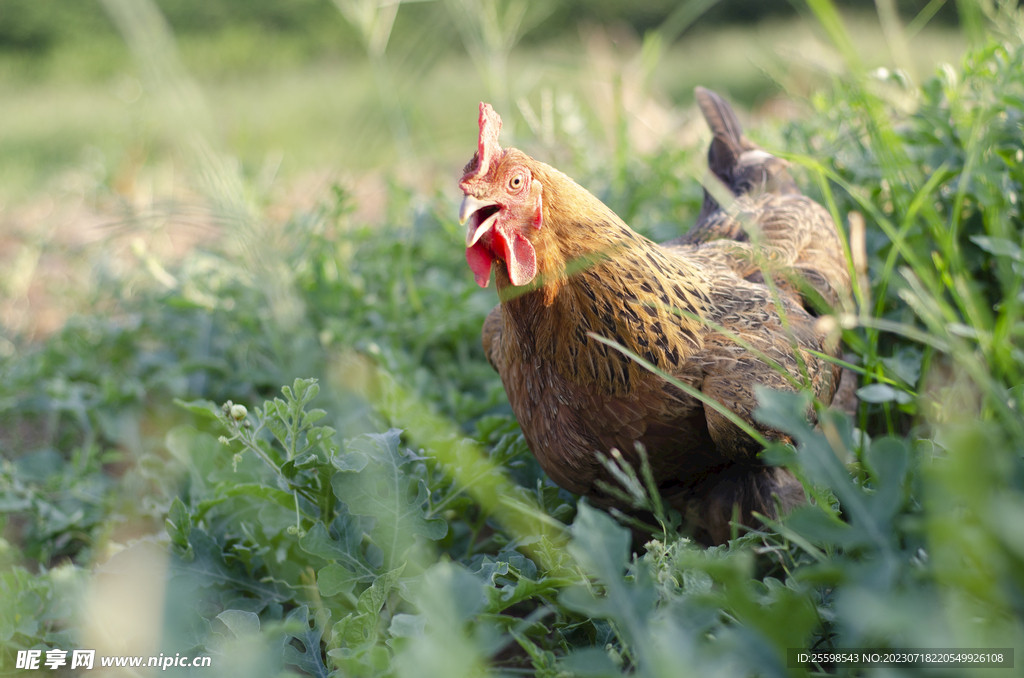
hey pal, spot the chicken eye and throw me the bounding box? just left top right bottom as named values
left=509, top=174, right=524, bottom=190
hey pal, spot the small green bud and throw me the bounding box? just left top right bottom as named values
left=218, top=436, right=230, bottom=445
left=230, top=404, right=248, bottom=420
left=222, top=400, right=233, bottom=413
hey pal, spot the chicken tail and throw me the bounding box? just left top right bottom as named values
left=695, top=87, right=799, bottom=218
left=696, top=86, right=753, bottom=186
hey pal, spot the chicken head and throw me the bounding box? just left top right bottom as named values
left=458, top=103, right=544, bottom=288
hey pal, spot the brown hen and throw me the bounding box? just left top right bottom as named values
left=458, top=89, right=849, bottom=544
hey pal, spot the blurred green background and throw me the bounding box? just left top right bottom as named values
left=0, top=0, right=964, bottom=206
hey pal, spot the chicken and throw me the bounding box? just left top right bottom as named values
left=675, top=88, right=849, bottom=311
left=458, top=90, right=849, bottom=544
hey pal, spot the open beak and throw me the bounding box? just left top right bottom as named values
left=460, top=195, right=501, bottom=247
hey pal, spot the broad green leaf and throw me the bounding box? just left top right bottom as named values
left=756, top=390, right=893, bottom=551
left=418, top=562, right=487, bottom=624
left=393, top=563, right=491, bottom=678
left=881, top=347, right=923, bottom=387
left=282, top=605, right=331, bottom=678
left=302, top=426, right=337, bottom=457
left=299, top=517, right=378, bottom=581
left=486, top=574, right=573, bottom=613
left=217, top=609, right=260, bottom=637
left=783, top=505, right=858, bottom=549
left=0, top=583, right=44, bottom=641
left=279, top=458, right=300, bottom=479
left=865, top=437, right=910, bottom=522
left=170, top=529, right=292, bottom=607
left=560, top=647, right=623, bottom=677
left=357, top=564, right=405, bottom=618
left=317, top=563, right=358, bottom=597
left=987, top=494, right=1024, bottom=559
left=14, top=449, right=64, bottom=483
left=332, top=448, right=369, bottom=472
left=334, top=565, right=407, bottom=649
left=303, top=408, right=328, bottom=426
left=561, top=503, right=658, bottom=652
left=752, top=387, right=817, bottom=438
left=330, top=612, right=370, bottom=653
left=173, top=397, right=223, bottom=421
left=567, top=502, right=630, bottom=581
left=388, top=613, right=426, bottom=639
left=857, top=383, right=913, bottom=404
left=970, top=235, right=1022, bottom=260
left=475, top=550, right=572, bottom=612
left=164, top=425, right=222, bottom=493
left=471, top=557, right=509, bottom=585
left=332, top=430, right=447, bottom=568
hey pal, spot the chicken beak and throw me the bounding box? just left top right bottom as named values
left=460, top=195, right=501, bottom=247
left=459, top=194, right=491, bottom=225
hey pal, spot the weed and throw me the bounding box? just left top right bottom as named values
left=2, top=1, right=1024, bottom=676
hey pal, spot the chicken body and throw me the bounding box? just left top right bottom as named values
left=459, top=90, right=849, bottom=544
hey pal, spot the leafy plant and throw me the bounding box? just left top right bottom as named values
left=3, top=1, right=1024, bottom=676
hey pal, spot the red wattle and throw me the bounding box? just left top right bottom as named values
left=494, top=226, right=537, bottom=287
left=466, top=243, right=494, bottom=288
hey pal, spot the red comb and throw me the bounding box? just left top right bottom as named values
left=476, top=102, right=502, bottom=176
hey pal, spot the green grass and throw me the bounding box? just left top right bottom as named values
left=0, top=12, right=965, bottom=204
left=2, top=0, right=1024, bottom=676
